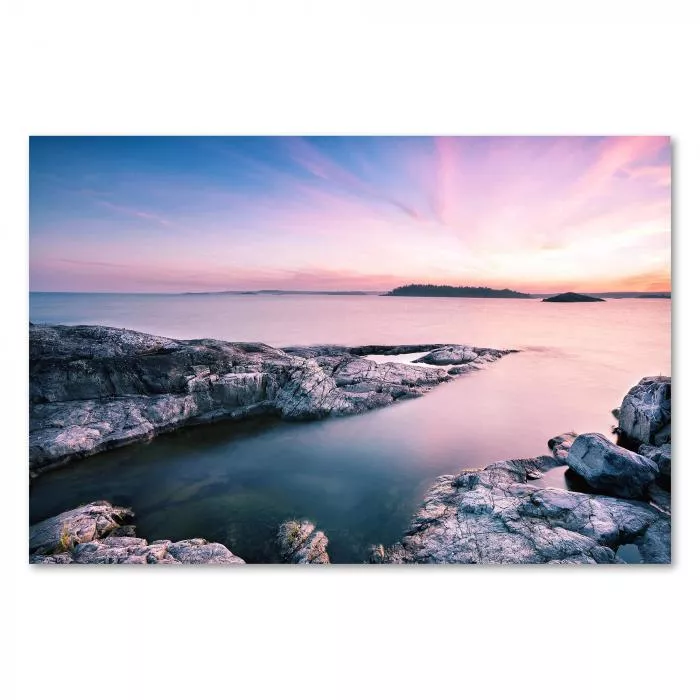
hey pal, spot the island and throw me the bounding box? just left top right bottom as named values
left=542, top=292, right=605, bottom=303
left=183, top=290, right=377, bottom=296
left=385, top=284, right=531, bottom=298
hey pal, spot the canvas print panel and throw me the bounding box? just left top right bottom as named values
left=28, top=136, right=671, bottom=564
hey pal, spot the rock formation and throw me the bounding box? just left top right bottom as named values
left=618, top=376, right=671, bottom=446
left=277, top=520, right=330, bottom=564
left=29, top=501, right=245, bottom=564
left=370, top=377, right=671, bottom=565
left=566, top=433, right=659, bottom=499
left=411, top=345, right=510, bottom=366
left=29, top=324, right=515, bottom=474
left=368, top=456, right=669, bottom=564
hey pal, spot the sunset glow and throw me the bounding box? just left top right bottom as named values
left=29, top=136, right=671, bottom=293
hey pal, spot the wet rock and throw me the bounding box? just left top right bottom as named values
left=369, top=456, right=670, bottom=564
left=29, top=501, right=245, bottom=564
left=277, top=520, right=330, bottom=564
left=30, top=325, right=514, bottom=472
left=566, top=433, right=659, bottom=499
left=547, top=432, right=578, bottom=463
left=618, top=376, right=671, bottom=446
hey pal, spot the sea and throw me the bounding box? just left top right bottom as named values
left=28, top=292, right=672, bottom=562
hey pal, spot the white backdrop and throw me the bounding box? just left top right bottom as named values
left=3, top=2, right=698, bottom=698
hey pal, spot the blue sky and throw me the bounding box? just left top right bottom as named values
left=29, top=136, right=671, bottom=293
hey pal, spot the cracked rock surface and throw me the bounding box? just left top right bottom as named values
left=371, top=376, right=672, bottom=565
left=413, top=345, right=512, bottom=367
left=618, top=376, right=671, bottom=446
left=30, top=324, right=514, bottom=473
left=566, top=433, right=659, bottom=499
left=368, top=456, right=670, bottom=564
left=277, top=520, right=330, bottom=564
left=29, top=501, right=245, bottom=564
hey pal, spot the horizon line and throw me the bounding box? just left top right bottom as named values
left=29, top=288, right=672, bottom=296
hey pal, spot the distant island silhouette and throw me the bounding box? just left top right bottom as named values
left=542, top=292, right=605, bottom=303
left=386, top=284, right=531, bottom=298
left=182, top=290, right=375, bottom=296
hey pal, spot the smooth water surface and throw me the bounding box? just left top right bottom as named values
left=29, top=293, right=671, bottom=562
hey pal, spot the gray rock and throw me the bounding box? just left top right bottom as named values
left=639, top=442, right=672, bottom=481
left=648, top=483, right=671, bottom=515
left=369, top=456, right=670, bottom=564
left=29, top=501, right=245, bottom=564
left=282, top=343, right=447, bottom=358
left=566, top=433, right=659, bottom=499
left=278, top=520, right=330, bottom=564
left=29, top=501, right=133, bottom=554
left=30, top=325, right=514, bottom=472
left=618, top=376, right=671, bottom=446
left=31, top=536, right=245, bottom=565
left=547, top=432, right=578, bottom=463
left=414, top=345, right=514, bottom=366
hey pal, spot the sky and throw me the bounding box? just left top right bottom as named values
left=29, top=136, right=672, bottom=293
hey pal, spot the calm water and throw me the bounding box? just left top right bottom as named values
left=29, top=293, right=671, bottom=563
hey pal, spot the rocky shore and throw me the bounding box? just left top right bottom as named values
left=29, top=501, right=245, bottom=564
left=370, top=376, right=671, bottom=564
left=28, top=328, right=671, bottom=566
left=29, top=324, right=515, bottom=475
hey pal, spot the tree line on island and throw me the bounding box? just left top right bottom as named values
left=385, top=284, right=669, bottom=301
left=385, top=284, right=532, bottom=298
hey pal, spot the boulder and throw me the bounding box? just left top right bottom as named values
left=566, top=433, right=659, bottom=499
left=277, top=520, right=330, bottom=564
left=618, top=376, right=671, bottom=446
